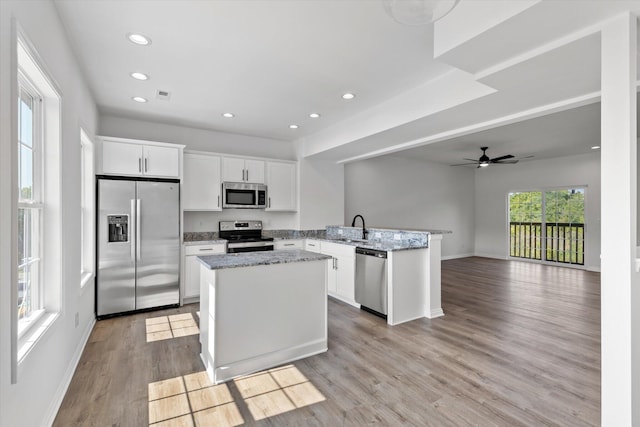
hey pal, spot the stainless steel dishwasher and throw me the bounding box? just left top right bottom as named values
left=355, top=247, right=388, bottom=318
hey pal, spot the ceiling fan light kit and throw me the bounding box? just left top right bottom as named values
left=451, top=147, right=525, bottom=168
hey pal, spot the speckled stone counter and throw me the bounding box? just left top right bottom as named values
left=197, top=249, right=331, bottom=270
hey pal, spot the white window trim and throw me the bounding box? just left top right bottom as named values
left=80, top=129, right=95, bottom=290
left=14, top=31, right=63, bottom=371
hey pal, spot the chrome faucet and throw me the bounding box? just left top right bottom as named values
left=351, top=214, right=367, bottom=240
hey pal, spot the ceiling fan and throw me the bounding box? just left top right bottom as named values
left=451, top=147, right=524, bottom=168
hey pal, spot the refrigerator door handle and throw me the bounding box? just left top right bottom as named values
left=130, top=199, right=136, bottom=261
left=136, top=199, right=141, bottom=261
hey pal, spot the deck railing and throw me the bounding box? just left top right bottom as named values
left=509, top=222, right=584, bottom=265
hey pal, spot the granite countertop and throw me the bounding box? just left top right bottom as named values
left=197, top=249, right=332, bottom=270
left=183, top=239, right=227, bottom=246
left=322, top=238, right=429, bottom=252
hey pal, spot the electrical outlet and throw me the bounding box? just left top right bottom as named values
left=338, top=229, right=343, bottom=235
left=394, top=233, right=401, bottom=240
left=75, top=312, right=79, bottom=327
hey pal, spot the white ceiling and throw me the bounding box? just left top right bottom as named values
left=54, top=0, right=452, bottom=141
left=53, top=0, right=640, bottom=163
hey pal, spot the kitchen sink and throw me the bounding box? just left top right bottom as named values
left=330, top=237, right=368, bottom=243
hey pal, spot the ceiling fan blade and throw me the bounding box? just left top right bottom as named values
left=463, top=158, right=478, bottom=162
left=493, top=159, right=519, bottom=164
left=490, top=154, right=514, bottom=162
left=450, top=162, right=478, bottom=166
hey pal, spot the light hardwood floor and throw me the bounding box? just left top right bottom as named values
left=54, top=257, right=600, bottom=426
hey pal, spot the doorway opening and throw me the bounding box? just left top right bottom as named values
left=509, top=188, right=585, bottom=266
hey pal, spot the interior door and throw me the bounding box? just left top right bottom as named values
left=97, top=179, right=136, bottom=316
left=136, top=181, right=180, bottom=310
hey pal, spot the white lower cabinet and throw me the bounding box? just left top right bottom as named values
left=183, top=243, right=226, bottom=303
left=304, top=240, right=321, bottom=253
left=319, top=241, right=357, bottom=307
left=274, top=239, right=303, bottom=250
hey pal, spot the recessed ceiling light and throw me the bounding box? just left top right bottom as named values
left=132, top=96, right=147, bottom=103
left=127, top=33, right=151, bottom=46
left=591, top=145, right=601, bottom=150
left=289, top=124, right=299, bottom=129
left=342, top=93, right=355, bottom=100
left=309, top=113, right=320, bottom=118
left=130, top=72, right=149, bottom=81
left=222, top=113, right=234, bottom=118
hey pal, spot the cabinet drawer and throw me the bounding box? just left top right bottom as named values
left=320, top=241, right=355, bottom=258
left=304, top=240, right=322, bottom=253
left=274, top=240, right=303, bottom=250
left=184, top=244, right=226, bottom=256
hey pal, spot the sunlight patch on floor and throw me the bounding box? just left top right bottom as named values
left=148, top=366, right=325, bottom=426
left=146, top=313, right=199, bottom=343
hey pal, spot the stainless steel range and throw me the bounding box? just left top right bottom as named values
left=219, top=220, right=274, bottom=253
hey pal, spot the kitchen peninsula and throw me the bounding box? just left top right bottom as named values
left=198, top=250, right=332, bottom=384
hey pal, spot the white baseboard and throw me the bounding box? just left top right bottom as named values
left=586, top=265, right=601, bottom=272
left=43, top=316, right=95, bottom=427
left=429, top=308, right=445, bottom=318
left=441, top=253, right=474, bottom=261
left=473, top=252, right=509, bottom=260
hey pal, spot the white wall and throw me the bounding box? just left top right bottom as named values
left=474, top=152, right=601, bottom=270
left=344, top=156, right=475, bottom=258
left=299, top=157, right=345, bottom=230
left=100, top=114, right=296, bottom=160
left=184, top=211, right=298, bottom=232
left=0, top=1, right=99, bottom=426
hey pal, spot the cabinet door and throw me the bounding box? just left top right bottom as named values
left=244, top=160, right=265, bottom=183
left=183, top=153, right=221, bottom=210
left=222, top=157, right=245, bottom=182
left=102, top=141, right=143, bottom=176
left=266, top=162, right=296, bottom=211
left=184, top=255, right=202, bottom=299
left=327, top=258, right=337, bottom=294
left=143, top=145, right=180, bottom=177
left=335, top=255, right=355, bottom=301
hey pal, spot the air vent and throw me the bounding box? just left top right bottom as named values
left=156, top=90, right=171, bottom=100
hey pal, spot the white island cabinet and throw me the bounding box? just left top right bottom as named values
left=199, top=250, right=331, bottom=384
left=182, top=242, right=226, bottom=304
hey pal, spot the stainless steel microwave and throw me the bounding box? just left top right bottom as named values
left=222, top=182, right=267, bottom=209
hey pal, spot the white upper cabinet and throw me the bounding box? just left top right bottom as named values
left=100, top=137, right=183, bottom=178
left=183, top=152, right=222, bottom=211
left=266, top=161, right=297, bottom=211
left=222, top=157, right=265, bottom=183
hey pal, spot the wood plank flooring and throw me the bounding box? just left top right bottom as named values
left=54, top=257, right=600, bottom=426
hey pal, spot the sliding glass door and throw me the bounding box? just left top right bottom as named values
left=509, top=188, right=585, bottom=266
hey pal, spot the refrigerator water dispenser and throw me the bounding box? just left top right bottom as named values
left=108, top=215, right=129, bottom=242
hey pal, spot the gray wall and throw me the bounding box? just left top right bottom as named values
left=344, top=155, right=476, bottom=258
left=474, top=152, right=601, bottom=270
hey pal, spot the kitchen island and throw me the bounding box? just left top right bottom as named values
left=198, top=249, right=331, bottom=384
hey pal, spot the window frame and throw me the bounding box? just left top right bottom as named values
left=17, top=71, right=45, bottom=339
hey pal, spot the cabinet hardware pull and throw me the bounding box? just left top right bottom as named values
left=268, top=197, right=271, bottom=208
left=199, top=248, right=214, bottom=251
left=335, top=258, right=338, bottom=270
left=144, top=158, right=148, bottom=172
left=284, top=243, right=294, bottom=246
left=138, top=158, right=142, bottom=172
left=246, top=169, right=249, bottom=181
left=217, top=195, right=220, bottom=207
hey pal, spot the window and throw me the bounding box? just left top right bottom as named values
left=17, top=75, right=43, bottom=336
left=15, top=37, right=62, bottom=363
left=80, top=129, right=95, bottom=288
left=508, top=188, right=585, bottom=266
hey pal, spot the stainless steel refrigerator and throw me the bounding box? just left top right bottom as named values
left=96, top=177, right=180, bottom=318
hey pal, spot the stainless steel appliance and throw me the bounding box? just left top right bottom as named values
left=355, top=247, right=388, bottom=318
left=222, top=182, right=267, bottom=209
left=219, top=220, right=274, bottom=253
left=96, top=177, right=180, bottom=318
